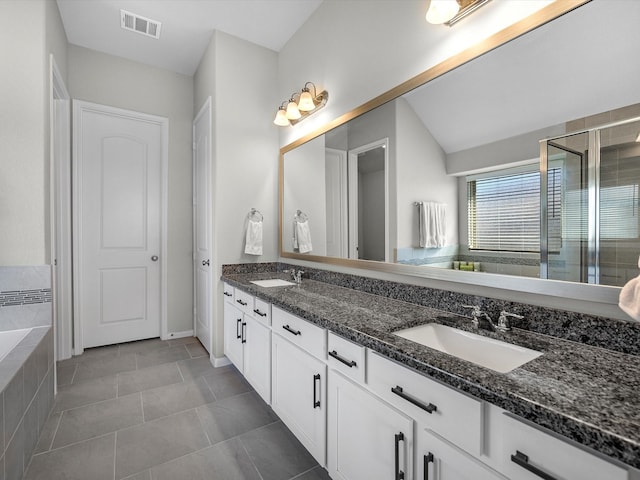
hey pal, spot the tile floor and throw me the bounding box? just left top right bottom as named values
left=24, top=336, right=331, bottom=480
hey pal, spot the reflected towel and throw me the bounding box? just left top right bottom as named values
left=293, top=220, right=313, bottom=254
left=244, top=220, right=263, bottom=255
left=619, top=256, right=640, bottom=321
left=418, top=202, right=446, bottom=248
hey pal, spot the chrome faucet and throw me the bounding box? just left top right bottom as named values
left=496, top=311, right=524, bottom=332
left=462, top=305, right=495, bottom=330
left=286, top=268, right=304, bottom=284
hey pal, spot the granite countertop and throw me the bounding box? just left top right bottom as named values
left=222, top=272, right=640, bottom=469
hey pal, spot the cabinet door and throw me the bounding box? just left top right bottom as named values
left=244, top=315, right=271, bottom=404
left=328, top=369, right=414, bottom=480
left=418, top=429, right=507, bottom=480
left=223, top=301, right=244, bottom=370
left=271, top=333, right=326, bottom=466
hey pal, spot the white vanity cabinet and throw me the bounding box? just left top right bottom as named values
left=271, top=306, right=327, bottom=466
left=497, top=413, right=628, bottom=480
left=327, top=368, right=414, bottom=480
left=418, top=429, right=507, bottom=480
left=222, top=284, right=271, bottom=403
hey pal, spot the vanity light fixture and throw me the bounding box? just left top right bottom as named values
left=426, top=0, right=491, bottom=26
left=273, top=82, right=328, bottom=127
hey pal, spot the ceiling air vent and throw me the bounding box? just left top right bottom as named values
left=120, top=10, right=162, bottom=39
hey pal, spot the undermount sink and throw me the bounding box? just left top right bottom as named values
left=393, top=323, right=542, bottom=373
left=250, top=279, right=296, bottom=287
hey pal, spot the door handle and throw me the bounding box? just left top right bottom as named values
left=313, top=374, right=321, bottom=408
left=202, top=259, right=210, bottom=266
left=328, top=350, right=357, bottom=368
left=511, top=451, right=558, bottom=480
left=282, top=324, right=301, bottom=336
left=391, top=385, right=437, bottom=414
left=394, top=432, right=405, bottom=480
left=151, top=255, right=159, bottom=261
left=236, top=318, right=242, bottom=339
left=241, top=322, right=247, bottom=344
left=424, top=453, right=434, bottom=480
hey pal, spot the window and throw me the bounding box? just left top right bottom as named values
left=467, top=168, right=562, bottom=252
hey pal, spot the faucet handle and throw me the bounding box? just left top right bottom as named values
left=496, top=311, right=523, bottom=332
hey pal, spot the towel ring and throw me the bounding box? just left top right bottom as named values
left=248, top=208, right=263, bottom=222
left=294, top=209, right=308, bottom=222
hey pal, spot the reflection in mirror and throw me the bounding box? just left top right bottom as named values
left=280, top=1, right=640, bottom=293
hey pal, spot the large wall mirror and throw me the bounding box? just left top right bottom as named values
left=280, top=0, right=640, bottom=305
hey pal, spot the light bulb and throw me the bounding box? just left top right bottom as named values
left=298, top=89, right=316, bottom=111
left=426, top=0, right=460, bottom=24
left=273, top=107, right=290, bottom=126
left=285, top=100, right=301, bottom=120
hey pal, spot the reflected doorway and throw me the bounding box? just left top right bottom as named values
left=348, top=139, right=389, bottom=261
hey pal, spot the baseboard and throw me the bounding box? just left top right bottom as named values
left=164, top=330, right=194, bottom=340
left=212, top=355, right=231, bottom=368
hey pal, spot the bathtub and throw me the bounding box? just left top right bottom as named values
left=0, top=327, right=32, bottom=362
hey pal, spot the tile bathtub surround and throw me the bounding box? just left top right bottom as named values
left=1, top=327, right=54, bottom=480
left=26, top=337, right=330, bottom=480
left=223, top=271, right=640, bottom=469
left=223, top=262, right=640, bottom=356
left=0, top=266, right=51, bottom=293
left=0, top=289, right=52, bottom=307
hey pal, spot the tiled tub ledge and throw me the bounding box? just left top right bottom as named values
left=221, top=267, right=640, bottom=470
left=0, top=303, right=54, bottom=480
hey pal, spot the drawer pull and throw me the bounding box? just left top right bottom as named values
left=241, top=322, right=247, bottom=344
left=282, top=324, right=301, bottom=336
left=511, top=451, right=557, bottom=480
left=391, top=385, right=437, bottom=414
left=313, top=374, right=321, bottom=408
left=328, top=350, right=357, bottom=368
left=236, top=318, right=242, bottom=339
left=394, top=432, right=405, bottom=480
left=253, top=308, right=267, bottom=317
left=423, top=453, right=434, bottom=480
left=223, top=291, right=232, bottom=297
left=236, top=299, right=248, bottom=306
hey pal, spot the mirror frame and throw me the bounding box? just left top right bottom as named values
left=279, top=0, right=621, bottom=306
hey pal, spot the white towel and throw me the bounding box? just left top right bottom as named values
left=244, top=220, right=263, bottom=255
left=293, top=220, right=313, bottom=254
left=619, top=256, right=640, bottom=321
left=418, top=202, right=446, bottom=248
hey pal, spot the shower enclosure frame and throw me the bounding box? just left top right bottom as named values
left=540, top=114, right=640, bottom=284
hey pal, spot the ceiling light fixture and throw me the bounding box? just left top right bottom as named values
left=426, top=0, right=491, bottom=26
left=273, top=82, right=328, bottom=127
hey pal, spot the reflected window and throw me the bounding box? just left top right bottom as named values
left=467, top=168, right=562, bottom=252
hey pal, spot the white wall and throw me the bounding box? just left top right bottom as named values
left=68, top=45, right=194, bottom=335
left=395, top=97, right=457, bottom=250
left=0, top=0, right=65, bottom=265
left=194, top=31, right=279, bottom=359
left=277, top=0, right=553, bottom=147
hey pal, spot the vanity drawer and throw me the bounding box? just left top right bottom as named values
left=234, top=288, right=254, bottom=316
left=272, top=306, right=326, bottom=359
left=223, top=282, right=235, bottom=302
left=499, top=413, right=627, bottom=480
left=367, top=350, right=483, bottom=457
left=327, top=332, right=365, bottom=384
left=251, top=297, right=271, bottom=325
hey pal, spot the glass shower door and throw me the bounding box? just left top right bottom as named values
left=541, top=133, right=589, bottom=283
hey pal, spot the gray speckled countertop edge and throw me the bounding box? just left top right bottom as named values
left=222, top=272, right=640, bottom=470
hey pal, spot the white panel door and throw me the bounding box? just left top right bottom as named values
left=271, top=333, right=327, bottom=466
left=327, top=369, right=414, bottom=480
left=74, top=101, right=165, bottom=349
left=193, top=98, right=213, bottom=353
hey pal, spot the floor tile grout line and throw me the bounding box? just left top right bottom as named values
left=113, top=430, right=117, bottom=480
left=30, top=430, right=116, bottom=457
left=46, top=409, right=64, bottom=452
left=239, top=436, right=266, bottom=480
left=194, top=407, right=213, bottom=447
left=55, top=386, right=139, bottom=415
left=140, top=388, right=147, bottom=423
left=68, top=363, right=78, bottom=385
left=290, top=466, right=322, bottom=479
